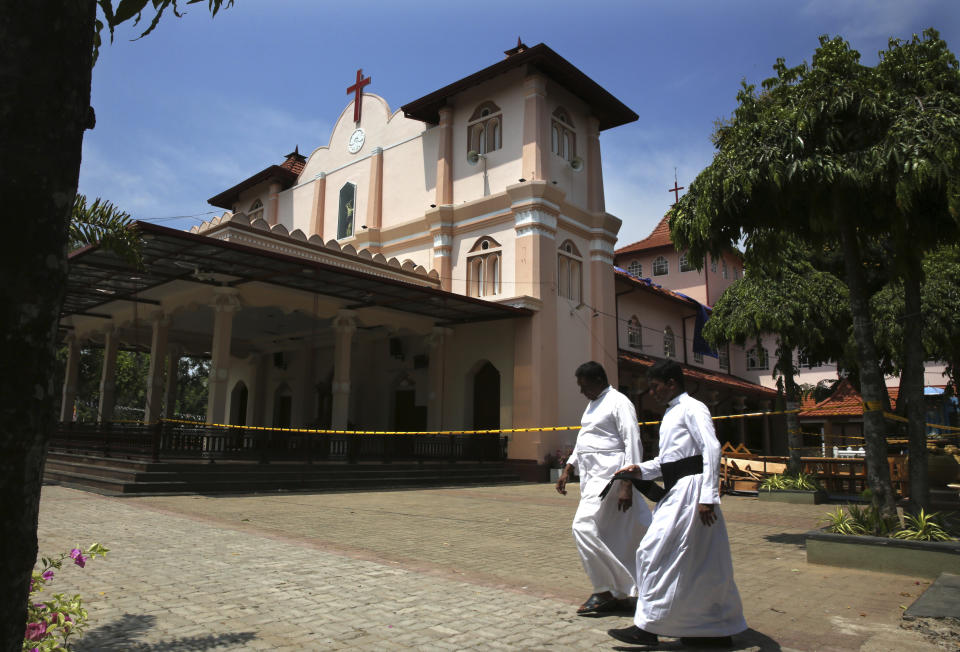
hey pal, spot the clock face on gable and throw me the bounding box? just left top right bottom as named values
left=347, top=128, right=365, bottom=154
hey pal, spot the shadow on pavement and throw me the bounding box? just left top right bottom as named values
left=762, top=532, right=807, bottom=548
left=610, top=627, right=781, bottom=651
left=75, top=613, right=258, bottom=651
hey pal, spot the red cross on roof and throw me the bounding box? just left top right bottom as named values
left=347, top=69, right=372, bottom=123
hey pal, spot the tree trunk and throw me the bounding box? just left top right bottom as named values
left=0, top=2, right=96, bottom=649
left=839, top=223, right=897, bottom=515
left=778, top=343, right=803, bottom=475
left=901, top=268, right=929, bottom=511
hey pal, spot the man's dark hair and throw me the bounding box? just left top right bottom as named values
left=575, top=361, right=608, bottom=387
left=647, top=359, right=686, bottom=391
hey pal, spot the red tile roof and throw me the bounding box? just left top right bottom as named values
left=615, top=214, right=672, bottom=255
left=798, top=379, right=902, bottom=418
left=619, top=349, right=777, bottom=398
left=613, top=268, right=703, bottom=308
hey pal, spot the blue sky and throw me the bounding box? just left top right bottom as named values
left=80, top=0, right=959, bottom=247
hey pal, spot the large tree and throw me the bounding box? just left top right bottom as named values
left=703, top=236, right=849, bottom=474
left=0, top=3, right=231, bottom=648
left=672, top=30, right=960, bottom=515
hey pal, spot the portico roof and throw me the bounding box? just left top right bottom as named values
left=619, top=349, right=778, bottom=398
left=62, top=221, right=531, bottom=326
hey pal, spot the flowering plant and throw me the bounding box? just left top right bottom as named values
left=24, top=543, right=108, bottom=652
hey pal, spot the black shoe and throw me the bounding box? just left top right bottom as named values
left=616, top=596, right=638, bottom=613
left=608, top=625, right=658, bottom=646
left=680, top=636, right=733, bottom=648
left=577, top=592, right=620, bottom=616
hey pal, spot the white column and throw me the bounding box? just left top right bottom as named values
left=59, top=335, right=80, bottom=422
left=206, top=288, right=241, bottom=424
left=162, top=344, right=181, bottom=419
left=331, top=310, right=357, bottom=428
left=97, top=326, right=119, bottom=423
left=144, top=315, right=170, bottom=423
left=426, top=327, right=451, bottom=431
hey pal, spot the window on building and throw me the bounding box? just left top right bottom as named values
left=694, top=350, right=704, bottom=364
left=679, top=252, right=694, bottom=272
left=627, top=260, right=642, bottom=278
left=557, top=240, right=582, bottom=303
left=466, top=236, right=502, bottom=297
left=337, top=183, right=356, bottom=239
left=663, top=326, right=676, bottom=358
left=248, top=198, right=264, bottom=222
left=627, top=316, right=642, bottom=349
left=711, top=256, right=718, bottom=273
left=722, top=259, right=728, bottom=279
left=733, top=266, right=741, bottom=280
left=551, top=108, right=576, bottom=161
left=746, top=345, right=769, bottom=370
left=653, top=255, right=669, bottom=276
left=718, top=346, right=729, bottom=370
left=467, top=101, right=502, bottom=155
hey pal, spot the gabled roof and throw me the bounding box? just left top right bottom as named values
left=619, top=349, right=777, bottom=398
left=207, top=147, right=307, bottom=210
left=798, top=379, right=902, bottom=418
left=401, top=43, right=638, bottom=131
left=613, top=267, right=704, bottom=309
left=615, top=215, right=672, bottom=255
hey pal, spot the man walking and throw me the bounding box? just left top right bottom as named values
left=556, top=361, right=651, bottom=615
left=608, top=359, right=746, bottom=647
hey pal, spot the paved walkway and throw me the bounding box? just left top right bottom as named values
left=36, top=483, right=948, bottom=651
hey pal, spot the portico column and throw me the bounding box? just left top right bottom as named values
left=97, top=326, right=119, bottom=423
left=59, top=335, right=80, bottom=422
left=162, top=343, right=181, bottom=419
left=144, top=314, right=170, bottom=423
left=331, top=310, right=357, bottom=428
left=427, top=327, right=451, bottom=430
left=206, top=288, right=241, bottom=424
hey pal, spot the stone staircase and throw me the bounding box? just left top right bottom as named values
left=43, top=451, right=526, bottom=496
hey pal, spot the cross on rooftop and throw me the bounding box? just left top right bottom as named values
left=347, top=69, right=372, bottom=123
left=668, top=179, right=685, bottom=205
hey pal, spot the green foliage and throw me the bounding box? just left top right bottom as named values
left=820, top=506, right=861, bottom=535
left=69, top=194, right=141, bottom=267
left=892, top=509, right=953, bottom=541
left=759, top=472, right=822, bottom=492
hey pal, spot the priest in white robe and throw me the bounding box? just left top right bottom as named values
left=556, top=361, right=652, bottom=616
left=608, top=359, right=746, bottom=648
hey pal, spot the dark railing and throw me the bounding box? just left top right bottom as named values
left=51, top=421, right=508, bottom=464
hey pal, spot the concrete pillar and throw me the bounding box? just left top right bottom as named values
left=206, top=288, right=241, bottom=424
left=759, top=399, right=772, bottom=456
left=432, top=228, right=453, bottom=292
left=144, top=315, right=170, bottom=423
left=331, top=310, right=357, bottom=428
left=521, top=74, right=547, bottom=181
left=97, top=327, right=119, bottom=423
left=586, top=116, right=605, bottom=213
left=266, top=181, right=282, bottom=226
left=435, top=105, right=454, bottom=205
left=427, top=327, right=451, bottom=430
left=309, top=173, right=326, bottom=238
left=589, top=243, right=618, bottom=386
left=366, top=147, right=383, bottom=231
left=60, top=336, right=80, bottom=422
left=162, top=344, right=181, bottom=419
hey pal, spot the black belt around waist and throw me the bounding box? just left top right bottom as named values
left=600, top=454, right=704, bottom=503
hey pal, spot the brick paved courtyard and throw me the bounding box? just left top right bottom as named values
left=36, top=482, right=946, bottom=651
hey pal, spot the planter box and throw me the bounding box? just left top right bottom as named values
left=806, top=530, right=960, bottom=578
left=758, top=489, right=828, bottom=504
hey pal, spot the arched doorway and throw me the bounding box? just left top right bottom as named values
left=472, top=361, right=500, bottom=430
left=273, top=383, right=293, bottom=428
left=229, top=381, right=248, bottom=426
left=393, top=375, right=426, bottom=432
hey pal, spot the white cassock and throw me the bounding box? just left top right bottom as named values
left=632, top=392, right=746, bottom=636
left=567, top=386, right=652, bottom=598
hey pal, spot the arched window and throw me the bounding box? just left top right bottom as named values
left=653, top=255, right=669, bottom=276
left=627, top=316, right=642, bottom=349
left=746, top=346, right=769, bottom=370
left=679, top=252, right=694, bottom=272
left=337, top=183, right=356, bottom=239
left=557, top=240, right=582, bottom=303
left=722, top=259, right=728, bottom=279
left=627, top=260, right=642, bottom=278
left=663, top=326, right=676, bottom=358
left=248, top=198, right=264, bottom=222
left=734, top=266, right=742, bottom=280
left=711, top=256, right=718, bottom=273
left=468, top=102, right=502, bottom=155
left=466, top=236, right=502, bottom=297
left=551, top=108, right=576, bottom=161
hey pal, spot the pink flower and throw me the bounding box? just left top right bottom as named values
left=24, top=621, right=48, bottom=641
left=42, top=570, right=54, bottom=580
left=70, top=548, right=86, bottom=568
